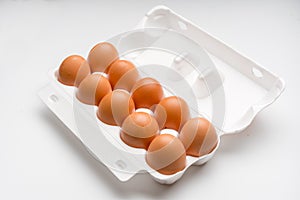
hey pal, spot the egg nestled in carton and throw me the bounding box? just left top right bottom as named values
left=97, top=89, right=135, bottom=126
left=56, top=42, right=218, bottom=177
left=57, top=55, right=91, bottom=87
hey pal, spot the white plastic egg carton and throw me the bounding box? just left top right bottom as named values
left=39, top=6, right=285, bottom=184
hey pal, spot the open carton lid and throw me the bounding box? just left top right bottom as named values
left=136, top=5, right=285, bottom=135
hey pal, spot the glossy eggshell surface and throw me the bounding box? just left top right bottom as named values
left=120, top=112, right=159, bottom=149
left=58, top=55, right=91, bottom=87
left=154, top=96, right=190, bottom=131
left=76, top=74, right=112, bottom=105
left=131, top=77, right=164, bottom=109
left=87, top=42, right=119, bottom=73
left=108, top=60, right=139, bottom=91
left=146, top=134, right=186, bottom=175
left=97, top=90, right=135, bottom=126
left=179, top=117, right=218, bottom=157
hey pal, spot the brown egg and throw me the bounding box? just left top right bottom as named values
left=97, top=90, right=135, bottom=126
left=87, top=42, right=119, bottom=73
left=154, top=96, right=190, bottom=131
left=120, top=112, right=159, bottom=149
left=131, top=77, right=164, bottom=109
left=76, top=74, right=112, bottom=105
left=179, top=117, right=218, bottom=157
left=57, top=55, right=91, bottom=87
left=108, top=60, right=139, bottom=91
left=146, top=134, right=186, bottom=175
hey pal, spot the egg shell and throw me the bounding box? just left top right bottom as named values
left=108, top=60, right=139, bottom=91
left=154, top=96, right=190, bottom=131
left=76, top=74, right=112, bottom=105
left=179, top=117, right=218, bottom=157
left=58, top=55, right=91, bottom=87
left=97, top=89, right=135, bottom=126
left=87, top=42, right=119, bottom=73
left=146, top=134, right=186, bottom=175
left=120, top=112, right=159, bottom=149
left=131, top=77, right=164, bottom=109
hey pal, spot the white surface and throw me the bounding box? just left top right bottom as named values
left=0, top=0, right=299, bottom=199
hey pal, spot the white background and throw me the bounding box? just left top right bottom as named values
left=0, top=0, right=299, bottom=199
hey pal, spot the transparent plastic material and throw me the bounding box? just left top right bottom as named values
left=39, top=6, right=285, bottom=184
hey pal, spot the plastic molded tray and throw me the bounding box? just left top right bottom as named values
left=39, top=6, right=285, bottom=184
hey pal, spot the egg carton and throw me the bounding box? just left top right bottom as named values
left=39, top=5, right=285, bottom=184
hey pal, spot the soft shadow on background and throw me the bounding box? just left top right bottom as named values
left=39, top=104, right=269, bottom=198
